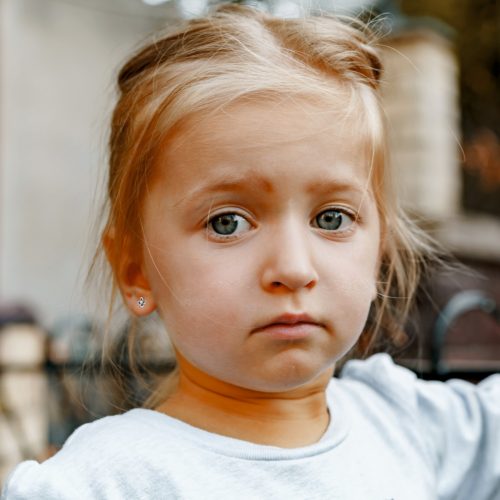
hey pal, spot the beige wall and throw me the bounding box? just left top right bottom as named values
left=0, top=0, right=169, bottom=325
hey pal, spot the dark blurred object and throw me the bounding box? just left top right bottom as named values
left=397, top=0, right=500, bottom=216
left=0, top=302, right=37, bottom=327
left=463, top=128, right=500, bottom=216
left=46, top=314, right=108, bottom=448
left=432, top=289, right=499, bottom=375
left=463, top=129, right=500, bottom=190
left=0, top=304, right=45, bottom=481
left=45, top=315, right=175, bottom=450
left=396, top=259, right=500, bottom=382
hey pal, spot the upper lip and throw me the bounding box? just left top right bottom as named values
left=254, top=313, right=321, bottom=331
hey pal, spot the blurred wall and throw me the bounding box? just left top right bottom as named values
left=381, top=29, right=461, bottom=220
left=0, top=0, right=167, bottom=325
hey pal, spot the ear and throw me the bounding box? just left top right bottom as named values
left=103, top=230, right=157, bottom=317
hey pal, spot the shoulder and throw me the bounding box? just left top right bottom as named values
left=1, top=410, right=181, bottom=499
left=331, top=354, right=434, bottom=460
left=337, top=353, right=500, bottom=419
left=334, top=354, right=500, bottom=500
left=331, top=353, right=432, bottom=431
left=336, top=353, right=418, bottom=405
left=335, top=353, right=500, bottom=436
left=56, top=409, right=162, bottom=462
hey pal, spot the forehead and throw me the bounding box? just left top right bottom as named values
left=168, top=95, right=370, bottom=153
left=153, top=97, right=376, bottom=198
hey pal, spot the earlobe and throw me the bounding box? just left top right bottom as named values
left=123, top=288, right=157, bottom=317
left=120, top=261, right=157, bottom=316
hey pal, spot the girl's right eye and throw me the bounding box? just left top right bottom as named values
left=207, top=213, right=252, bottom=238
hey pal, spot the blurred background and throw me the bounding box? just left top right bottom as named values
left=0, top=0, right=499, bottom=484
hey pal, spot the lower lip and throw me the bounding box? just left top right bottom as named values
left=254, top=323, right=320, bottom=340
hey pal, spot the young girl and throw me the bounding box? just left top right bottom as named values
left=3, top=5, right=499, bottom=499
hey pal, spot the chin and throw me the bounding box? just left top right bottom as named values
left=245, top=360, right=335, bottom=393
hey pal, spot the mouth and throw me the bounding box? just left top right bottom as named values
left=252, top=313, right=323, bottom=340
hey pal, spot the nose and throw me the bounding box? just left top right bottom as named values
left=260, top=218, right=318, bottom=293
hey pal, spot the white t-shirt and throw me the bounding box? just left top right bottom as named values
left=2, top=354, right=500, bottom=499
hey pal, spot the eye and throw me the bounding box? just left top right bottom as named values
left=207, top=213, right=252, bottom=238
left=313, top=209, right=354, bottom=232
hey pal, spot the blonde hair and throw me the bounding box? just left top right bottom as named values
left=95, top=4, right=438, bottom=410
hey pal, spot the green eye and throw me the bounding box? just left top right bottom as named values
left=209, top=213, right=251, bottom=236
left=314, top=209, right=353, bottom=231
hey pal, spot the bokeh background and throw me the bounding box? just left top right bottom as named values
left=0, top=0, right=499, bottom=484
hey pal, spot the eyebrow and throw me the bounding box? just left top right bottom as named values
left=175, top=171, right=369, bottom=209
left=306, top=178, right=366, bottom=194
left=174, top=174, right=274, bottom=208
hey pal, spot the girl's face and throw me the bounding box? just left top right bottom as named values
left=139, top=98, right=381, bottom=393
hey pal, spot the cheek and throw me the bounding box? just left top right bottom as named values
left=145, top=244, right=249, bottom=330
left=319, top=245, right=379, bottom=326
left=330, top=238, right=379, bottom=286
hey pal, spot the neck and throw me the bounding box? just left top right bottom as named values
left=155, top=355, right=334, bottom=448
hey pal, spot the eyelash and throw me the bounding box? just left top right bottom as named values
left=205, top=212, right=253, bottom=240
left=312, top=207, right=358, bottom=233
left=205, top=207, right=359, bottom=240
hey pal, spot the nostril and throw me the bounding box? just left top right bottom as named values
left=271, top=281, right=282, bottom=288
left=306, top=277, right=317, bottom=289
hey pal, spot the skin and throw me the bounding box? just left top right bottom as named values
left=119, top=98, right=382, bottom=447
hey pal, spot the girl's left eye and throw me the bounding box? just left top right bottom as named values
left=313, top=209, right=354, bottom=232
left=207, top=213, right=252, bottom=237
